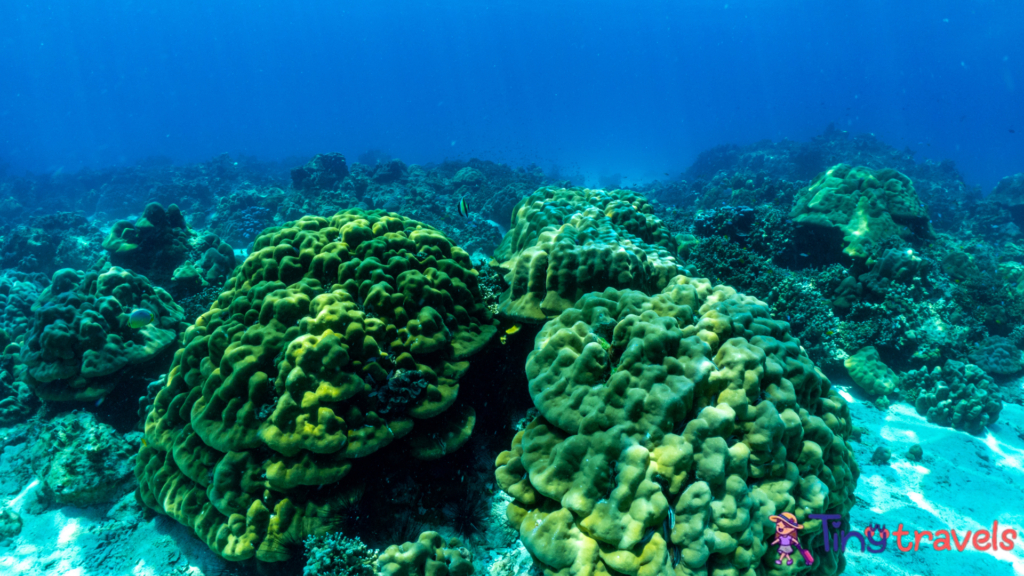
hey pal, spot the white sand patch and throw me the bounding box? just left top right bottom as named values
left=840, top=378, right=1024, bottom=576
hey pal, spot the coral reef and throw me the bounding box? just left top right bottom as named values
left=0, top=270, right=47, bottom=333
left=987, top=173, right=1024, bottom=226
left=28, top=411, right=135, bottom=507
left=495, top=275, right=858, bottom=576
left=899, top=360, right=1002, bottom=434
left=292, top=153, right=350, bottom=192
left=18, top=264, right=187, bottom=402
left=137, top=209, right=496, bottom=563
left=304, top=532, right=379, bottom=576
left=967, top=336, right=1022, bottom=376
left=492, top=186, right=681, bottom=322
left=790, top=164, right=933, bottom=260
left=0, top=212, right=103, bottom=276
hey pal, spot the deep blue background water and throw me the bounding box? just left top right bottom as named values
left=1, top=0, right=1022, bottom=190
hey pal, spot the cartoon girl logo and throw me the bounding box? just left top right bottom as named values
left=770, top=512, right=814, bottom=566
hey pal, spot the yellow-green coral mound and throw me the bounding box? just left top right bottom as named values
left=137, top=209, right=496, bottom=563
left=496, top=276, right=858, bottom=576
left=844, top=346, right=898, bottom=397
left=378, top=531, right=474, bottom=576
left=492, top=187, right=681, bottom=323
left=790, top=164, right=932, bottom=259
left=19, top=264, right=187, bottom=401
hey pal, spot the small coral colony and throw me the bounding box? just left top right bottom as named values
left=0, top=129, right=1021, bottom=575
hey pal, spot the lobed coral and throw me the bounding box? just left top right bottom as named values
left=137, top=209, right=496, bottom=563
left=790, top=164, right=932, bottom=260
left=103, top=202, right=193, bottom=285
left=170, top=233, right=238, bottom=298
left=378, top=531, right=474, bottom=576
left=900, top=360, right=1002, bottom=434
left=495, top=275, right=858, bottom=576
left=844, top=346, right=898, bottom=397
left=492, top=187, right=681, bottom=323
left=18, top=264, right=187, bottom=402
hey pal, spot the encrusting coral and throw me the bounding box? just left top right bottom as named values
left=495, top=275, right=858, bottom=576
left=18, top=263, right=187, bottom=402
left=137, top=209, right=496, bottom=564
left=492, top=186, right=681, bottom=323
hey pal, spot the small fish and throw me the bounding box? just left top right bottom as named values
left=129, top=309, right=154, bottom=329
left=500, top=335, right=507, bottom=345
left=1011, top=129, right=1016, bottom=133
left=826, top=330, right=835, bottom=336
left=458, top=197, right=469, bottom=218
left=141, top=438, right=148, bottom=448
left=95, top=397, right=105, bottom=407
left=799, top=253, right=808, bottom=257
left=506, top=324, right=521, bottom=335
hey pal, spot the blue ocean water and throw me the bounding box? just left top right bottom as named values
left=2, top=0, right=1021, bottom=189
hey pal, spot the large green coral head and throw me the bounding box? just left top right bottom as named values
left=493, top=186, right=681, bottom=323
left=496, top=275, right=859, bottom=576
left=137, top=209, right=496, bottom=564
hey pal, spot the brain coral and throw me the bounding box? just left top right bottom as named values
left=19, top=264, right=187, bottom=402
left=492, top=186, right=681, bottom=323
left=137, top=209, right=496, bottom=563
left=790, top=164, right=932, bottom=259
left=495, top=276, right=858, bottom=576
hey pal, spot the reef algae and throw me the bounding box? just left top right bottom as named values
left=492, top=186, right=681, bottom=323
left=136, top=209, right=497, bottom=563
left=495, top=275, right=858, bottom=576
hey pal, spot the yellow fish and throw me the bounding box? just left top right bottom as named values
left=505, top=324, right=521, bottom=335
left=500, top=335, right=507, bottom=345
